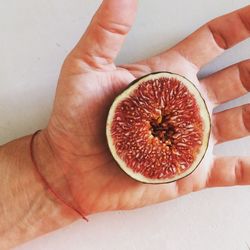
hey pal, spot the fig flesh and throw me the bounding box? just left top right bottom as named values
left=106, top=72, right=211, bottom=184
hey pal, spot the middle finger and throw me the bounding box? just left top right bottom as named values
left=200, top=60, right=250, bottom=105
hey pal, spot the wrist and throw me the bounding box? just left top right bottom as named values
left=0, top=134, right=78, bottom=249
left=33, top=129, right=87, bottom=219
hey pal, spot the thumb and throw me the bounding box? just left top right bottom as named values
left=72, top=0, right=138, bottom=68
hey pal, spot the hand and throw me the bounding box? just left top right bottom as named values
left=37, top=0, right=250, bottom=216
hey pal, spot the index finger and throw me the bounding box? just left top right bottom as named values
left=167, top=5, right=250, bottom=70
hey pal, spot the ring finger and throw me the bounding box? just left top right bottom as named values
left=212, top=104, right=250, bottom=144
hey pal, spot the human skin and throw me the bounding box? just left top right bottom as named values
left=0, top=1, right=250, bottom=249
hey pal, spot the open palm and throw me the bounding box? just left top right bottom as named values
left=39, top=1, right=250, bottom=216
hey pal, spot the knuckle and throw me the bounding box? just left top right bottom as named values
left=238, top=60, right=250, bottom=91
left=235, top=158, right=244, bottom=185
left=242, top=104, right=250, bottom=133
left=96, top=19, right=130, bottom=36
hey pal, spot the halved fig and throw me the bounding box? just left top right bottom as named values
left=106, top=72, right=211, bottom=184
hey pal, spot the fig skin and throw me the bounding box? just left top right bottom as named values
left=106, top=72, right=211, bottom=184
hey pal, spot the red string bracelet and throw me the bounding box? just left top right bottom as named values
left=30, top=130, right=88, bottom=221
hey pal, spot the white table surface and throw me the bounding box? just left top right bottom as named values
left=1, top=0, right=250, bottom=249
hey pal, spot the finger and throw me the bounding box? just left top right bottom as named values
left=213, top=104, right=250, bottom=144
left=72, top=0, right=137, bottom=68
left=207, top=157, right=250, bottom=187
left=167, top=5, right=250, bottom=69
left=200, top=60, right=250, bottom=105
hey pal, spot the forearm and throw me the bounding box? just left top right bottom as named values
left=0, top=135, right=77, bottom=249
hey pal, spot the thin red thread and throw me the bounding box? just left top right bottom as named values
left=30, top=130, right=88, bottom=221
